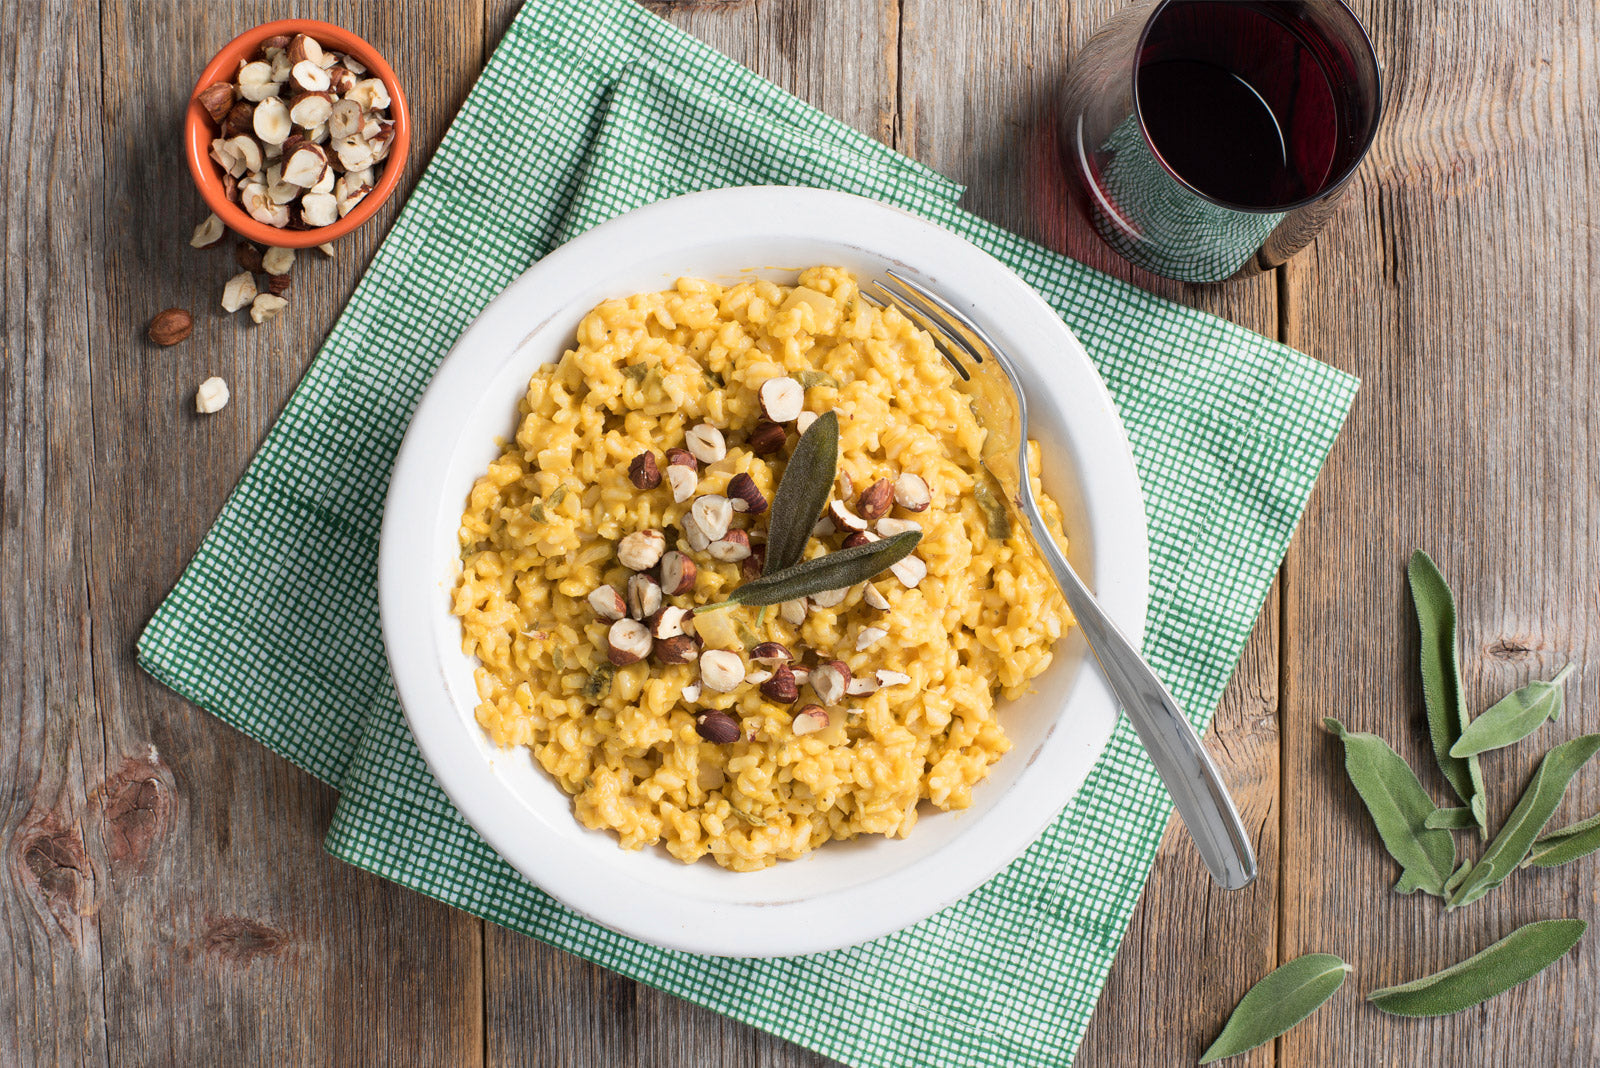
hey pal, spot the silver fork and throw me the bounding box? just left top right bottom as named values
left=868, top=270, right=1257, bottom=891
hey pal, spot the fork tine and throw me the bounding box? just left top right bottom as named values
left=866, top=280, right=975, bottom=381
left=884, top=270, right=1001, bottom=366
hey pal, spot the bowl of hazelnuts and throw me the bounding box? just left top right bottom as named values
left=184, top=19, right=411, bottom=248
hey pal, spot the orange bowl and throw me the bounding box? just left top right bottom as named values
left=185, top=19, right=411, bottom=249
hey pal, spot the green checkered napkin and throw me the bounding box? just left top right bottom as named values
left=138, top=2, right=1357, bottom=1065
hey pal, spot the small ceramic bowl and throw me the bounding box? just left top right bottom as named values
left=184, top=19, right=411, bottom=249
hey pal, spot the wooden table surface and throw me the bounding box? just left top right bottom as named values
left=6, top=0, right=1598, bottom=1063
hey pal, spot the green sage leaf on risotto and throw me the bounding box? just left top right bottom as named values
left=1408, top=550, right=1488, bottom=834
left=1199, top=953, right=1349, bottom=1063
left=530, top=483, right=568, bottom=524
left=1367, top=919, right=1586, bottom=1017
left=793, top=369, right=840, bottom=390
left=1522, top=810, right=1600, bottom=868
left=581, top=662, right=615, bottom=700
left=718, top=531, right=921, bottom=609
left=763, top=410, right=839, bottom=575
left=621, top=362, right=650, bottom=382
left=974, top=475, right=1012, bottom=540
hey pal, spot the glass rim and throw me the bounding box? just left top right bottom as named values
left=1130, top=0, right=1384, bottom=215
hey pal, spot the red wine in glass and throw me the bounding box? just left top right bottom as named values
left=1060, top=0, right=1381, bottom=283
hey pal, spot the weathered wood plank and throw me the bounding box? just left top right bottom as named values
left=0, top=3, right=111, bottom=1064
left=47, top=2, right=486, bottom=1064
left=1282, top=0, right=1600, bottom=1064
left=896, top=2, right=1283, bottom=1064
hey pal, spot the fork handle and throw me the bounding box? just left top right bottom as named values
left=1033, top=531, right=1258, bottom=890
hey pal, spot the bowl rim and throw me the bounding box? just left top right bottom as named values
left=379, top=187, right=1150, bottom=957
left=184, top=18, right=411, bottom=248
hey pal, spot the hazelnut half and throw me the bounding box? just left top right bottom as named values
left=857, top=478, right=894, bottom=521
left=791, top=706, right=829, bottom=736
left=747, top=422, right=786, bottom=456
left=628, top=451, right=661, bottom=490
left=811, top=660, right=850, bottom=705
left=894, top=472, right=932, bottom=511
left=695, top=711, right=741, bottom=744
left=659, top=550, right=697, bottom=595
left=726, top=472, right=768, bottom=514
left=607, top=618, right=652, bottom=665
left=759, top=664, right=799, bottom=703
left=617, top=529, right=667, bottom=571
left=758, top=376, right=804, bottom=422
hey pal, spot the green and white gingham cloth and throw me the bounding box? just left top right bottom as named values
left=138, top=2, right=1358, bottom=1065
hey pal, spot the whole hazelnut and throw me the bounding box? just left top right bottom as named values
left=147, top=308, right=194, bottom=346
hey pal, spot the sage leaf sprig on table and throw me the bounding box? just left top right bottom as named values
left=1198, top=954, right=1351, bottom=1064
left=1521, top=811, right=1600, bottom=869
left=1367, top=919, right=1587, bottom=1017
left=699, top=532, right=921, bottom=611
left=1423, top=807, right=1477, bottom=830
left=1322, top=718, right=1457, bottom=897
left=1407, top=550, right=1488, bottom=834
left=1450, top=663, right=1575, bottom=758
left=1447, top=732, right=1600, bottom=908
left=762, top=409, right=838, bottom=575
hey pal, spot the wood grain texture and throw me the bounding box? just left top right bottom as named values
left=1279, top=0, right=1600, bottom=1064
left=7, top=0, right=1599, bottom=1064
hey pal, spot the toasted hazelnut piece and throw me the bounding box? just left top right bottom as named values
left=795, top=411, right=820, bottom=435
left=190, top=213, right=225, bottom=249
left=237, top=60, right=277, bottom=102
left=258, top=34, right=292, bottom=58
left=680, top=680, right=702, bottom=703
left=300, top=191, right=338, bottom=227
left=726, top=472, right=767, bottom=514
left=855, top=626, right=888, bottom=651
left=587, top=584, right=627, bottom=621
left=741, top=545, right=765, bottom=582
left=197, top=81, right=236, bottom=122
left=680, top=510, right=711, bottom=553
left=648, top=604, right=691, bottom=639
left=266, top=273, right=292, bottom=297
left=812, top=515, right=836, bottom=537
left=341, top=53, right=368, bottom=75
left=666, top=464, right=696, bottom=503
left=857, top=478, right=894, bottom=521
left=747, top=421, right=786, bottom=456
left=699, top=649, right=744, bottom=693
left=891, top=554, right=928, bottom=589
left=262, top=246, right=295, bottom=275
left=810, top=586, right=848, bottom=609
left=221, top=100, right=257, bottom=139
left=249, top=293, right=289, bottom=324
left=148, top=308, right=194, bottom=346
left=758, top=376, right=805, bottom=422
left=314, top=166, right=339, bottom=196
left=827, top=500, right=867, bottom=532
left=690, top=495, right=733, bottom=542
left=226, top=134, right=264, bottom=173
left=745, top=668, right=773, bottom=686
left=653, top=634, right=699, bottom=664
left=617, top=529, right=667, bottom=571
left=877, top=516, right=922, bottom=537
left=894, top=472, right=932, bottom=511
left=288, top=91, right=334, bottom=130
left=791, top=705, right=829, bottom=736
left=838, top=471, right=854, bottom=498
left=628, top=451, right=661, bottom=490
left=235, top=240, right=265, bottom=272
left=333, top=133, right=374, bottom=172
left=221, top=271, right=257, bottom=313
left=749, top=642, right=793, bottom=664
left=665, top=447, right=698, bottom=469
left=627, top=573, right=662, bottom=620
left=759, top=665, right=799, bottom=703
left=318, top=242, right=336, bottom=257
left=876, top=669, right=912, bottom=687
left=846, top=674, right=880, bottom=696
left=842, top=531, right=877, bottom=550
left=327, top=65, right=358, bottom=97
left=253, top=96, right=292, bottom=144
left=607, top=618, right=651, bottom=665
left=328, top=97, right=364, bottom=139
left=348, top=77, right=392, bottom=111
left=195, top=376, right=230, bottom=414
left=790, top=666, right=810, bottom=686
left=779, top=598, right=808, bottom=626
left=684, top=423, right=727, bottom=464
left=708, top=529, right=751, bottom=563
left=291, top=59, right=332, bottom=93
left=287, top=33, right=324, bottom=66
left=811, top=660, right=850, bottom=705
left=695, top=710, right=741, bottom=744
left=334, top=176, right=369, bottom=217
left=659, top=551, right=697, bottom=595
left=862, top=584, right=891, bottom=611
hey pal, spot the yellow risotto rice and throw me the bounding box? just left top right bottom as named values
left=452, top=266, right=1070, bottom=870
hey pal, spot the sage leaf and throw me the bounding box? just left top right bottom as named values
left=763, top=410, right=838, bottom=575
left=1423, top=807, right=1477, bottom=830
left=621, top=362, right=650, bottom=382
left=1443, top=859, right=1473, bottom=897
left=1522, top=810, right=1600, bottom=869
left=1367, top=919, right=1586, bottom=1017
left=1450, top=663, right=1575, bottom=758
left=1323, top=718, right=1457, bottom=897
left=793, top=369, right=840, bottom=390
left=715, top=531, right=921, bottom=609
left=1408, top=551, right=1488, bottom=833
left=974, top=476, right=1011, bottom=540
left=529, top=483, right=569, bottom=524
left=1198, top=953, right=1350, bottom=1064
left=1448, top=732, right=1600, bottom=908
left=581, top=662, right=615, bottom=700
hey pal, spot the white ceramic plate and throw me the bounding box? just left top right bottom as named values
left=380, top=187, right=1148, bottom=958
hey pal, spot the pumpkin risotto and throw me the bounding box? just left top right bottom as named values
left=451, top=266, right=1070, bottom=870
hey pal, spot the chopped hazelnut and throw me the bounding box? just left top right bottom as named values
left=727, top=472, right=768, bottom=514
left=857, top=478, right=893, bottom=521
left=586, top=584, right=627, bottom=621
left=684, top=423, right=726, bottom=464
left=659, top=550, right=697, bottom=595
left=862, top=584, right=891, bottom=611
left=653, top=634, right=698, bottom=664
left=791, top=705, right=829, bottom=736
left=758, top=376, right=805, bottom=422
left=628, top=451, right=661, bottom=490
left=627, top=573, right=662, bottom=620
left=827, top=499, right=867, bottom=532
left=877, top=517, right=922, bottom=537
left=690, top=494, right=733, bottom=541
left=876, top=669, right=912, bottom=687
left=779, top=598, right=808, bottom=625
left=809, top=587, right=848, bottom=609
left=667, top=464, right=697, bottom=503
left=811, top=660, right=850, bottom=705
left=747, top=422, right=786, bottom=456
left=647, top=604, right=691, bottom=639
left=708, top=529, right=751, bottom=562
left=607, top=618, right=651, bottom=665
left=890, top=554, right=928, bottom=589
left=749, top=642, right=793, bottom=664
left=894, top=472, right=932, bottom=511
left=666, top=447, right=698, bottom=469
left=695, top=710, right=741, bottom=743
left=617, top=529, right=667, bottom=571
left=855, top=626, right=888, bottom=651
left=759, top=664, right=799, bottom=703
left=698, top=649, right=744, bottom=693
